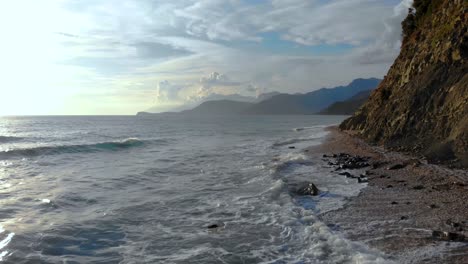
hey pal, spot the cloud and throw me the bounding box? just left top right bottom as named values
left=155, top=80, right=186, bottom=102
left=6, top=0, right=413, bottom=114
left=352, top=0, right=414, bottom=65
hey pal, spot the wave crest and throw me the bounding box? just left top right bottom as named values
left=0, top=138, right=150, bottom=159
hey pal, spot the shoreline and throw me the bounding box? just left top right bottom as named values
left=308, top=126, right=468, bottom=263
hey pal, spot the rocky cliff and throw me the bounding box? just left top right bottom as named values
left=340, top=0, right=467, bottom=167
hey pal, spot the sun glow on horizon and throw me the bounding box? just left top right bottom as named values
left=0, top=1, right=85, bottom=115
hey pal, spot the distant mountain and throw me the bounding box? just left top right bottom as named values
left=244, top=78, right=381, bottom=115
left=180, top=100, right=254, bottom=115
left=255, top=91, right=282, bottom=102
left=143, top=92, right=279, bottom=113
left=137, top=78, right=381, bottom=116
left=319, top=89, right=373, bottom=115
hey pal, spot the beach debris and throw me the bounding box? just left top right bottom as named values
left=391, top=201, right=398, bottom=205
left=386, top=185, right=394, bottom=188
left=289, top=146, right=296, bottom=149
left=412, top=185, right=425, bottom=190
left=400, top=216, right=409, bottom=220
left=293, top=182, right=319, bottom=196
left=387, top=164, right=406, bottom=170
left=429, top=204, right=438, bottom=209
left=432, top=230, right=465, bottom=242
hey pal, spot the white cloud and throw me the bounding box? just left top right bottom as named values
left=1, top=0, right=412, bottom=114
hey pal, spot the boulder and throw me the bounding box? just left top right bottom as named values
left=293, top=182, right=319, bottom=196
left=432, top=231, right=465, bottom=242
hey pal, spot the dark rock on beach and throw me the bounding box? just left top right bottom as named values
left=432, top=230, right=465, bottom=242
left=291, top=182, right=319, bottom=196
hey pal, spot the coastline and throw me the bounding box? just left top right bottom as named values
left=308, top=126, right=468, bottom=263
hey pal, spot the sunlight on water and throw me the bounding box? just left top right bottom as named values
left=0, top=115, right=396, bottom=263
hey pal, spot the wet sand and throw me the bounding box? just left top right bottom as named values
left=308, top=127, right=468, bottom=263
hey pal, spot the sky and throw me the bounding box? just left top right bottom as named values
left=0, top=0, right=413, bottom=115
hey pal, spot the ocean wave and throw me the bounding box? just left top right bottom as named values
left=0, top=136, right=23, bottom=143
left=270, top=153, right=314, bottom=174
left=0, top=138, right=153, bottom=159
left=293, top=125, right=328, bottom=132
left=273, top=132, right=328, bottom=148
left=272, top=137, right=318, bottom=147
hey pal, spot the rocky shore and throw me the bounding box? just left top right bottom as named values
left=308, top=127, right=468, bottom=263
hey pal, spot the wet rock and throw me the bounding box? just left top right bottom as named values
left=358, top=177, right=368, bottom=183
left=338, top=172, right=351, bottom=176
left=446, top=219, right=464, bottom=231
left=432, top=230, right=465, bottom=242
left=207, top=223, right=225, bottom=229
left=387, top=164, right=406, bottom=170
left=294, top=182, right=319, bottom=196
left=371, top=161, right=386, bottom=169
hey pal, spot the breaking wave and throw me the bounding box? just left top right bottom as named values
left=0, top=138, right=154, bottom=159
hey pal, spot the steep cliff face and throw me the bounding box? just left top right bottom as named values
left=340, top=0, right=467, bottom=167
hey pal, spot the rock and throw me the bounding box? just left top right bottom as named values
left=446, top=219, right=464, bottom=231
left=401, top=216, right=409, bottom=220
left=358, top=177, right=368, bottom=183
left=387, top=164, right=406, bottom=170
left=289, top=146, right=296, bottom=149
left=338, top=172, right=350, bottom=176
left=207, top=222, right=225, bottom=229
left=432, top=230, right=465, bottom=242
left=429, top=204, right=438, bottom=209
left=391, top=201, right=398, bottom=205
left=387, top=185, right=394, bottom=188
left=339, top=0, right=467, bottom=169
left=293, top=182, right=319, bottom=196
left=413, top=185, right=425, bottom=190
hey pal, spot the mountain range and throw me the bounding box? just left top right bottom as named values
left=319, top=90, right=373, bottom=115
left=137, top=78, right=381, bottom=116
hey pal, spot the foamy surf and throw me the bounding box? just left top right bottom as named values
left=0, top=115, right=392, bottom=263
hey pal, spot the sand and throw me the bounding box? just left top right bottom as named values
left=308, top=127, right=468, bottom=263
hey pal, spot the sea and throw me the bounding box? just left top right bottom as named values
left=0, top=115, right=391, bottom=263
